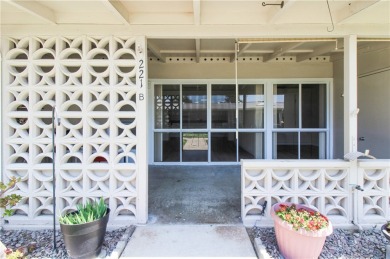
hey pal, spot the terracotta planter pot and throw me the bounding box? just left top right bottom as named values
left=271, top=202, right=333, bottom=259
left=381, top=223, right=390, bottom=242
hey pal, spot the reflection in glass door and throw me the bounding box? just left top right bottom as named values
left=182, top=132, right=208, bottom=162
left=182, top=85, right=207, bottom=129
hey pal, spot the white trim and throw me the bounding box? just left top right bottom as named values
left=328, top=80, right=334, bottom=159
left=136, top=36, right=148, bottom=224
left=0, top=48, right=3, bottom=188
left=343, top=35, right=358, bottom=154
left=265, top=81, right=273, bottom=159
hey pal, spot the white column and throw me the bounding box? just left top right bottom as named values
left=0, top=43, right=3, bottom=185
left=343, top=35, right=358, bottom=154
left=136, top=36, right=148, bottom=224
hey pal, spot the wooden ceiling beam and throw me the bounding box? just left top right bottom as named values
left=100, top=0, right=130, bottom=25
left=296, top=40, right=342, bottom=62
left=230, top=43, right=252, bottom=62
left=193, top=0, right=201, bottom=25
left=148, top=41, right=166, bottom=63
left=267, top=0, right=296, bottom=24
left=263, top=42, right=303, bottom=62
left=195, top=39, right=201, bottom=63
left=4, top=0, right=56, bottom=25
left=335, top=0, right=381, bottom=24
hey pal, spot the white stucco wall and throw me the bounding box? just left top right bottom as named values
left=333, top=47, right=390, bottom=159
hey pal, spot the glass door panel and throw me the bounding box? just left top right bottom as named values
left=211, top=132, right=237, bottom=162
left=182, top=132, right=208, bottom=162
left=238, top=84, right=264, bottom=128
left=301, top=132, right=326, bottom=159
left=182, top=84, right=207, bottom=129
left=302, top=84, right=327, bottom=128
left=154, top=132, right=180, bottom=162
left=273, top=84, right=299, bottom=128
left=211, top=84, right=236, bottom=129
left=273, top=132, right=298, bottom=159
left=238, top=133, right=264, bottom=159
left=154, top=84, right=180, bottom=129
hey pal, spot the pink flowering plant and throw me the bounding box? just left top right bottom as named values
left=276, top=203, right=329, bottom=232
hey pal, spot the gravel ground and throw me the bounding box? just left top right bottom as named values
left=1, top=226, right=134, bottom=258
left=248, top=227, right=388, bottom=258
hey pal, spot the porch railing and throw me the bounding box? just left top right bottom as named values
left=241, top=159, right=390, bottom=227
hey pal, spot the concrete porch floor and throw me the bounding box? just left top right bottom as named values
left=120, top=166, right=258, bottom=258
left=148, top=165, right=241, bottom=225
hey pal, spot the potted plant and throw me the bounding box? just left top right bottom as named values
left=382, top=221, right=390, bottom=242
left=270, top=202, right=333, bottom=259
left=59, top=198, right=110, bottom=259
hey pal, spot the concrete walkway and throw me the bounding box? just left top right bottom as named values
left=121, top=225, right=257, bottom=258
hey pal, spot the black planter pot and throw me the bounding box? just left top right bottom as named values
left=382, top=223, right=390, bottom=242
left=60, top=208, right=110, bottom=259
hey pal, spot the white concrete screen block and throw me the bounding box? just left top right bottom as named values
left=2, top=36, right=146, bottom=226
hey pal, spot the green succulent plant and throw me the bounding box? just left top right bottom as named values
left=59, top=198, right=108, bottom=225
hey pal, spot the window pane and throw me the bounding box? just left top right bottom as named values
left=302, top=84, right=327, bottom=128
left=211, top=132, right=236, bottom=161
left=182, top=84, right=207, bottom=129
left=154, top=133, right=180, bottom=162
left=154, top=84, right=180, bottom=129
left=273, top=132, right=298, bottom=159
left=239, top=84, right=264, bottom=128
left=273, top=84, right=299, bottom=128
left=182, top=132, right=208, bottom=162
left=301, top=132, right=326, bottom=159
left=238, top=133, right=264, bottom=159
left=212, top=85, right=236, bottom=128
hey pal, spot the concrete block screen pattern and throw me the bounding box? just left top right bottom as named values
left=2, top=36, right=147, bottom=226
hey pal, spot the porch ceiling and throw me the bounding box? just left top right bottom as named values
left=1, top=0, right=389, bottom=62
left=1, top=0, right=389, bottom=26
left=148, top=38, right=390, bottom=63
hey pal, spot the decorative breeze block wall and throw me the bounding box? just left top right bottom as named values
left=357, top=160, right=390, bottom=224
left=241, top=160, right=352, bottom=226
left=2, top=36, right=145, bottom=225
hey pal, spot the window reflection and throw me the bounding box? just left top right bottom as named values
left=212, top=85, right=236, bottom=129
left=182, top=132, right=208, bottom=162
left=273, top=84, right=299, bottom=128
left=182, top=85, right=207, bottom=129
left=154, top=85, right=180, bottom=129
left=238, top=84, right=264, bottom=128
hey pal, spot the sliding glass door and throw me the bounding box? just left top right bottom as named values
left=153, top=81, right=329, bottom=163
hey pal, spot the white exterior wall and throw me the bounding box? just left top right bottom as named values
left=333, top=46, right=390, bottom=159
left=1, top=36, right=148, bottom=226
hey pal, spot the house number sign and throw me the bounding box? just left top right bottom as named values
left=138, top=58, right=145, bottom=101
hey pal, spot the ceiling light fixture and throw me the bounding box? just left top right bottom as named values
left=262, top=1, right=284, bottom=8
